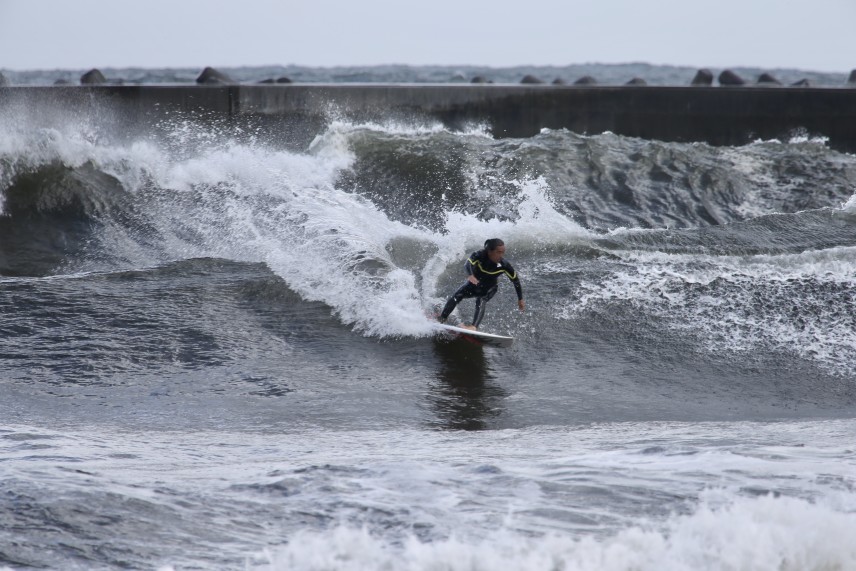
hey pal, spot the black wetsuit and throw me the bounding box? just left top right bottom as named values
left=439, top=249, right=523, bottom=328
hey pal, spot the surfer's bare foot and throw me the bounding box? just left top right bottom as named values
left=461, top=324, right=478, bottom=331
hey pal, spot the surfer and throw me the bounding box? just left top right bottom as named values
left=438, top=238, right=525, bottom=330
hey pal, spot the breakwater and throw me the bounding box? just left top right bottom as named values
left=3, top=84, right=856, bottom=151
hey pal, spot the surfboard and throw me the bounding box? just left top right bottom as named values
left=433, top=322, right=514, bottom=348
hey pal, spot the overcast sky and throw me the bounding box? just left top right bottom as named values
left=1, top=0, right=854, bottom=72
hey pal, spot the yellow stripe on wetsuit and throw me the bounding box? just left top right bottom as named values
left=468, top=258, right=517, bottom=280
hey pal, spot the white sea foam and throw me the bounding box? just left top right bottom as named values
left=749, top=133, right=830, bottom=147
left=257, top=494, right=856, bottom=571
left=841, top=193, right=856, bottom=213
left=562, top=246, right=856, bottom=376
left=5, top=419, right=856, bottom=570
left=0, top=117, right=442, bottom=336
left=308, top=117, right=492, bottom=142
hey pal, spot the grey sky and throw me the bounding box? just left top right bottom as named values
left=1, top=0, right=854, bottom=72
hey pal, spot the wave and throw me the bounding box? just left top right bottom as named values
left=242, top=494, right=856, bottom=571
left=6, top=420, right=856, bottom=570
left=559, top=244, right=856, bottom=377
left=0, top=113, right=586, bottom=336
left=3, top=107, right=856, bottom=348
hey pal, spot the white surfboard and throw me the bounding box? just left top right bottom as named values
left=433, top=322, right=514, bottom=348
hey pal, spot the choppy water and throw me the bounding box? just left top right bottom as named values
left=2, top=64, right=856, bottom=570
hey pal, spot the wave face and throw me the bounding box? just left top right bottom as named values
left=3, top=108, right=856, bottom=375
left=2, top=93, right=856, bottom=570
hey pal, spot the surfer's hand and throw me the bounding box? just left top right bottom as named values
left=518, top=300, right=526, bottom=311
left=467, top=275, right=479, bottom=285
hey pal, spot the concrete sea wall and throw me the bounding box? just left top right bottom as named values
left=3, top=84, right=856, bottom=151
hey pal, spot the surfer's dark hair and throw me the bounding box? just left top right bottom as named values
left=484, top=238, right=505, bottom=252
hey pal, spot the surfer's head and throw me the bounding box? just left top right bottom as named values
left=484, top=238, right=506, bottom=263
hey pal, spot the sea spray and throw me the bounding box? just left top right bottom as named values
left=255, top=495, right=856, bottom=571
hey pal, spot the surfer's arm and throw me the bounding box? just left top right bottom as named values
left=513, top=279, right=525, bottom=310
left=506, top=263, right=525, bottom=310
left=505, top=264, right=523, bottom=300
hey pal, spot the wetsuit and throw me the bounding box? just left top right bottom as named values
left=439, top=249, right=523, bottom=328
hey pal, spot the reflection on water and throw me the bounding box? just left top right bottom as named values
left=429, top=338, right=507, bottom=430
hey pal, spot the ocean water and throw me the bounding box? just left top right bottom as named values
left=2, top=64, right=856, bottom=570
